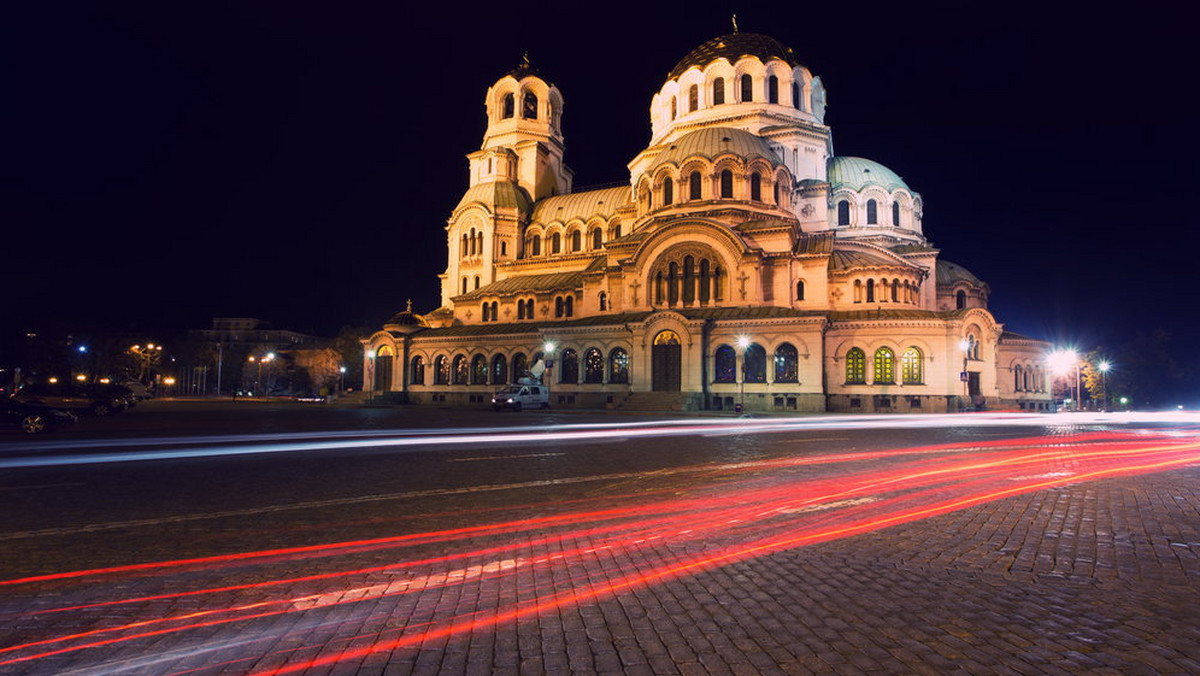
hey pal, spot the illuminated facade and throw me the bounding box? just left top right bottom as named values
left=365, top=33, right=1052, bottom=413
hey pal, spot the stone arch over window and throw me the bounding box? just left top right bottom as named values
left=837, top=200, right=850, bottom=225
left=712, top=77, right=725, bottom=105
left=873, top=347, right=895, bottom=384
left=410, top=355, right=425, bottom=385
left=650, top=244, right=725, bottom=307
left=768, top=75, right=779, bottom=103
left=714, top=345, right=736, bottom=383
left=584, top=348, right=604, bottom=383
left=434, top=355, right=449, bottom=385
left=866, top=199, right=878, bottom=225
left=560, top=348, right=579, bottom=383
left=522, top=90, right=538, bottom=119
left=470, top=354, right=487, bottom=384
left=902, top=347, right=923, bottom=384
left=491, top=353, right=508, bottom=384
left=609, top=348, right=630, bottom=384
left=845, top=347, right=866, bottom=384
left=740, top=73, right=753, bottom=102
left=743, top=343, right=767, bottom=383
left=774, top=343, right=799, bottom=382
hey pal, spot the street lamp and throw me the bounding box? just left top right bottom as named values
left=737, top=335, right=750, bottom=413
left=339, top=366, right=346, bottom=393
left=1047, top=349, right=1080, bottom=412
left=1097, top=360, right=1111, bottom=411
left=958, top=339, right=971, bottom=410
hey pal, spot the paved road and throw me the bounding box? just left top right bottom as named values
left=1, top=402, right=1198, bottom=675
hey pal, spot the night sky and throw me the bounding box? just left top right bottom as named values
left=5, top=3, right=1195, bottom=352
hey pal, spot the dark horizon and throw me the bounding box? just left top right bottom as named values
left=4, top=4, right=1195, bottom=355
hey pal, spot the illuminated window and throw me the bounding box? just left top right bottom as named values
left=410, top=356, right=425, bottom=385
left=584, top=348, right=604, bottom=383
left=837, top=200, right=850, bottom=225
left=866, top=199, right=878, bottom=224
left=845, top=348, right=866, bottom=384
left=902, top=347, right=923, bottom=384
left=712, top=77, right=725, bottom=105
left=471, top=354, right=487, bottom=384
left=522, top=91, right=537, bottom=119
left=560, top=349, right=579, bottom=383
left=768, top=75, right=779, bottom=103
left=720, top=170, right=733, bottom=198
left=873, top=347, right=895, bottom=384
left=750, top=173, right=761, bottom=201
left=502, top=93, right=514, bottom=119
left=774, top=343, right=798, bottom=382
left=434, top=355, right=449, bottom=385
left=743, top=343, right=767, bottom=383
left=609, top=348, right=629, bottom=384
left=688, top=84, right=698, bottom=112
left=491, top=354, right=508, bottom=384
left=714, top=345, right=736, bottom=383
left=452, top=355, right=468, bottom=385
left=689, top=171, right=701, bottom=200
left=740, top=74, right=753, bottom=102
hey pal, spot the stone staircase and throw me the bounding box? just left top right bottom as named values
left=615, top=391, right=701, bottom=412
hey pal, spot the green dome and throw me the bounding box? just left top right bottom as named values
left=652, top=127, right=783, bottom=170
left=827, top=157, right=910, bottom=192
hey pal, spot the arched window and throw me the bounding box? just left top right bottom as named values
left=891, top=279, right=899, bottom=302
left=591, top=228, right=602, bottom=249
left=892, top=201, right=901, bottom=226
left=564, top=295, right=573, bottom=317
left=670, top=97, right=677, bottom=119
left=560, top=349, right=579, bottom=384
left=502, top=93, right=515, bottom=119
left=854, top=279, right=863, bottom=303
left=410, top=356, right=425, bottom=385
left=598, top=291, right=607, bottom=311
left=1014, top=364, right=1023, bottom=391
left=522, top=91, right=538, bottom=119
left=570, top=229, right=581, bottom=252
left=555, top=297, right=564, bottom=318
left=712, top=77, right=725, bottom=105
left=866, top=279, right=876, bottom=302
left=720, top=170, right=733, bottom=198
left=750, top=173, right=762, bottom=201
left=584, top=348, right=604, bottom=383
left=491, top=354, right=508, bottom=384
left=688, top=84, right=698, bottom=112
left=866, top=199, right=878, bottom=224
left=795, top=280, right=805, bottom=301
left=461, top=234, right=468, bottom=257
left=481, top=301, right=490, bottom=321
left=529, top=235, right=541, bottom=256
left=956, top=290, right=967, bottom=310
left=551, top=232, right=561, bottom=254
left=662, top=178, right=673, bottom=205
left=471, top=354, right=488, bottom=384
left=902, top=347, right=923, bottom=384
left=714, top=345, right=736, bottom=383
left=967, top=334, right=980, bottom=360
left=474, top=275, right=480, bottom=290
left=743, top=343, right=767, bottom=383
left=609, top=348, right=629, bottom=384
left=774, top=343, right=799, bottom=382
left=461, top=277, right=468, bottom=295
left=873, top=348, right=896, bottom=384
left=791, top=82, right=800, bottom=109
left=845, top=348, right=866, bottom=384
left=740, top=74, right=752, bottom=102
left=612, top=224, right=622, bottom=239
left=434, top=355, right=450, bottom=385
left=512, top=353, right=528, bottom=381
left=452, top=355, right=468, bottom=385
left=837, top=200, right=850, bottom=225
left=689, top=171, right=701, bottom=200
left=768, top=75, right=779, bottom=103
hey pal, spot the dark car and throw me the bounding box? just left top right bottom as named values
left=11, top=382, right=128, bottom=416
left=0, top=399, right=77, bottom=434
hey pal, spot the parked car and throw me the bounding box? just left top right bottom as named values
left=0, top=399, right=77, bottom=434
left=492, top=384, right=550, bottom=411
left=11, top=382, right=128, bottom=416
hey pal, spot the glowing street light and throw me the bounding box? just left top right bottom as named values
left=1048, top=349, right=1080, bottom=412
left=1097, top=360, right=1111, bottom=411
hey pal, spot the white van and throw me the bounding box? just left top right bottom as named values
left=492, top=384, right=549, bottom=411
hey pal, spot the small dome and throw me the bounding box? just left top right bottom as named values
left=454, top=181, right=533, bottom=214
left=936, top=260, right=983, bottom=286
left=383, top=302, right=429, bottom=333
left=652, top=127, right=783, bottom=170
left=828, top=157, right=911, bottom=192
left=669, top=33, right=802, bottom=80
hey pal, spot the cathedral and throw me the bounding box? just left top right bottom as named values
left=364, top=31, right=1053, bottom=413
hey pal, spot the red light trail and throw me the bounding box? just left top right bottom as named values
left=1, top=423, right=1198, bottom=675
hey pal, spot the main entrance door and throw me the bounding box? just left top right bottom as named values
left=651, top=330, right=682, bottom=391
left=374, top=346, right=395, bottom=391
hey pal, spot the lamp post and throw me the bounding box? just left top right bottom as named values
left=339, top=366, right=346, bottom=394
left=1048, top=349, right=1079, bottom=412
left=737, top=335, right=750, bottom=413
left=958, top=338, right=970, bottom=411
left=1097, top=360, right=1111, bottom=411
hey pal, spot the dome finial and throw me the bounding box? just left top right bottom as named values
left=406, top=298, right=413, bottom=312
left=731, top=14, right=739, bottom=33
left=522, top=51, right=530, bottom=66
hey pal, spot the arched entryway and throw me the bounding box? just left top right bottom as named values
left=374, top=345, right=395, bottom=391
left=651, top=330, right=682, bottom=391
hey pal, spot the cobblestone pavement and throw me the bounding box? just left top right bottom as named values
left=1, top=413, right=1198, bottom=675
